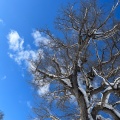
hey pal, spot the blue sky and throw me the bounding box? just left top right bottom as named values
left=0, top=0, right=72, bottom=120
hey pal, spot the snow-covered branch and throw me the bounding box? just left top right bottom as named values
left=92, top=103, right=120, bottom=120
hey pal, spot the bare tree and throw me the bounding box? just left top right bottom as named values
left=30, top=0, right=120, bottom=120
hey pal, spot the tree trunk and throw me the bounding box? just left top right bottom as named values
left=78, top=90, right=88, bottom=120
left=71, top=65, right=88, bottom=120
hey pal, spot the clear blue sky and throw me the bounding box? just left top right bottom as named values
left=0, top=0, right=119, bottom=120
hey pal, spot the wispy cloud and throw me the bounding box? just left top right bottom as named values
left=32, top=30, right=50, bottom=46
left=0, top=75, right=7, bottom=81
left=7, top=30, right=50, bottom=94
left=8, top=30, right=24, bottom=51
left=7, top=30, right=43, bottom=64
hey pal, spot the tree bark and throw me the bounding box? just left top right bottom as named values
left=71, top=65, right=88, bottom=120
left=77, top=90, right=88, bottom=120
left=91, top=104, right=120, bottom=120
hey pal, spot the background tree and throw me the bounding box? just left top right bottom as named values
left=30, top=0, right=120, bottom=120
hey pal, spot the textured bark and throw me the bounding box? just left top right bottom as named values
left=77, top=90, right=88, bottom=120
left=71, top=65, right=88, bottom=120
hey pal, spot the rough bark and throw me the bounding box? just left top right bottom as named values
left=71, top=65, right=88, bottom=120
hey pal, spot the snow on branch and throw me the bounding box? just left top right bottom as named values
left=113, top=77, right=120, bottom=89
left=104, top=103, right=120, bottom=119
left=78, top=86, right=89, bottom=107
left=92, top=67, right=110, bottom=86
left=93, top=23, right=120, bottom=40
left=101, top=87, right=112, bottom=106
left=92, top=102, right=120, bottom=119
left=96, top=115, right=111, bottom=120
left=113, top=101, right=120, bottom=107
left=96, top=0, right=120, bottom=30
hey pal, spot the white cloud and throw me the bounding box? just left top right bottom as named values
left=38, top=84, right=50, bottom=96
left=14, top=50, right=37, bottom=63
left=32, top=31, right=50, bottom=46
left=7, top=30, right=50, bottom=94
left=7, top=30, right=43, bottom=64
left=8, top=49, right=43, bottom=64
left=8, top=30, right=24, bottom=51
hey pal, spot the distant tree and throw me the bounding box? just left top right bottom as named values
left=0, top=111, right=4, bottom=120
left=30, top=0, right=120, bottom=120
